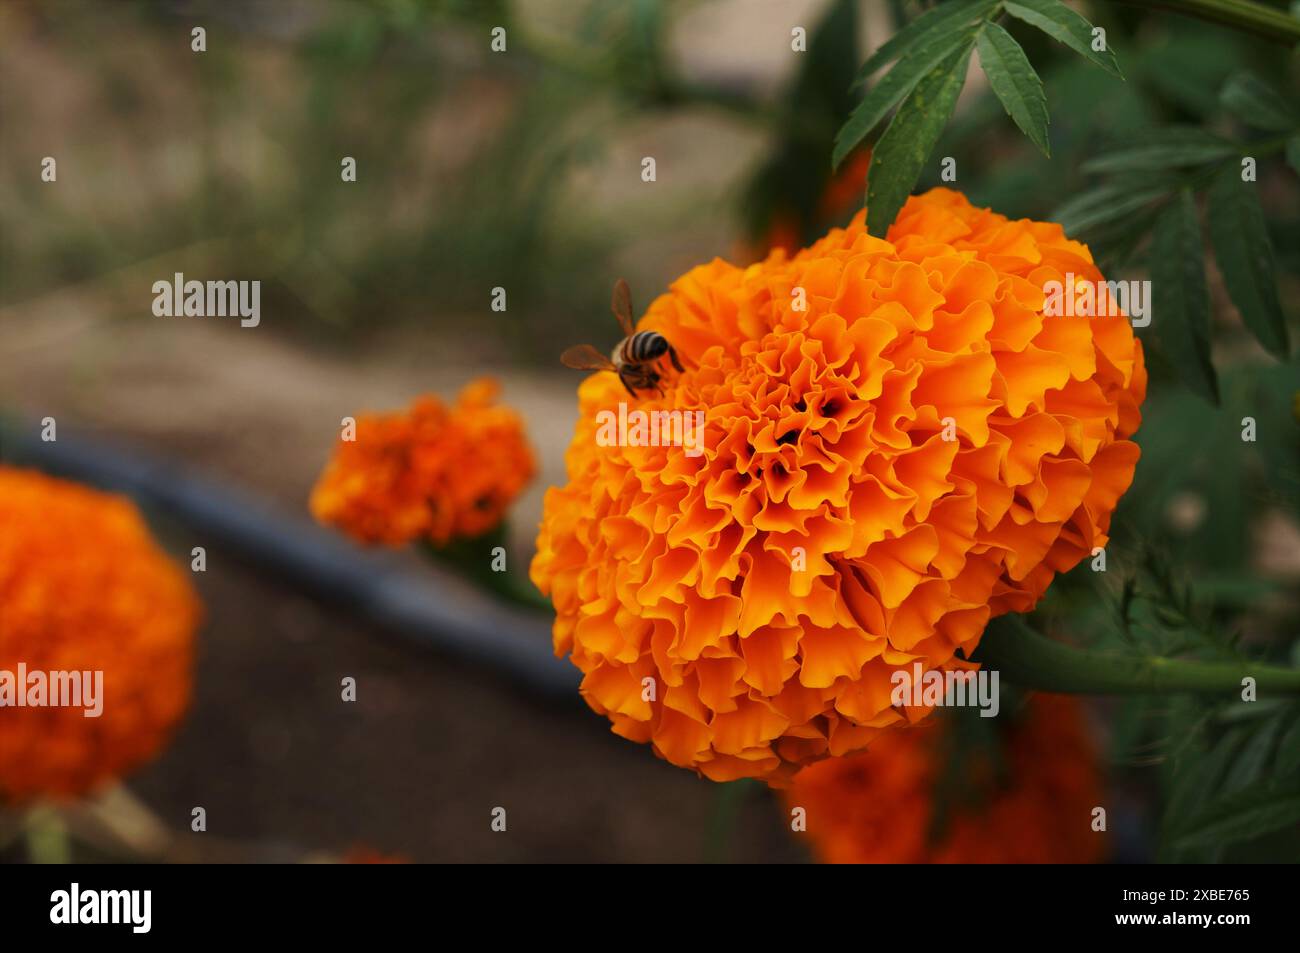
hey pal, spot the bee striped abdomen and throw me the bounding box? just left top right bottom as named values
left=622, top=331, right=669, bottom=363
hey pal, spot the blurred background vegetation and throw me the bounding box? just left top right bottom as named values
left=5, top=1, right=1296, bottom=349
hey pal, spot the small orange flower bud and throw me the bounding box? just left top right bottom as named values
left=310, top=378, right=537, bottom=547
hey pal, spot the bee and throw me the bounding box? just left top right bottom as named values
left=561, top=278, right=684, bottom=398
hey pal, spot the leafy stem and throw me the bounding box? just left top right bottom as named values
left=977, top=616, right=1300, bottom=695
left=418, top=526, right=551, bottom=612
left=1117, top=0, right=1300, bottom=43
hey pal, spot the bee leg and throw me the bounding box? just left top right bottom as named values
left=621, top=375, right=638, bottom=399
left=668, top=345, right=684, bottom=373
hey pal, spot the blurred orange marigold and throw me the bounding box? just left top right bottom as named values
left=531, top=188, right=1145, bottom=784
left=0, top=466, right=200, bottom=805
left=783, top=694, right=1106, bottom=863
left=310, top=378, right=537, bottom=547
left=742, top=149, right=873, bottom=264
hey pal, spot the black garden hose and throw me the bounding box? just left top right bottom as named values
left=1, top=421, right=580, bottom=699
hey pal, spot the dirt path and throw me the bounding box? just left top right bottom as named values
left=128, top=535, right=802, bottom=863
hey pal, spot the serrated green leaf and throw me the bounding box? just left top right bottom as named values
left=1226, top=715, right=1284, bottom=792
left=865, top=45, right=973, bottom=237
left=1207, top=165, right=1289, bottom=358
left=1220, top=72, right=1299, bottom=133
left=1110, top=696, right=1156, bottom=766
left=1003, top=0, right=1122, bottom=79
left=1052, top=183, right=1168, bottom=237
left=1172, top=781, right=1300, bottom=851
left=1150, top=190, right=1219, bottom=404
left=1216, top=699, right=1290, bottom=724
left=976, top=21, right=1050, bottom=156
left=1278, top=713, right=1300, bottom=773
left=1165, top=724, right=1243, bottom=830
left=834, top=24, right=980, bottom=168
left=1082, top=128, right=1235, bottom=174
left=853, top=0, right=996, bottom=83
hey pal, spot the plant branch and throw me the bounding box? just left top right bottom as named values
left=977, top=616, right=1300, bottom=695
left=418, top=527, right=551, bottom=612
left=1115, top=0, right=1300, bottom=43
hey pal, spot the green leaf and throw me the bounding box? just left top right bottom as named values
left=1215, top=698, right=1291, bottom=724
left=1082, top=128, right=1235, bottom=174
left=1110, top=696, right=1155, bottom=765
left=865, top=45, right=973, bottom=237
left=1278, top=712, right=1300, bottom=773
left=1164, top=724, right=1243, bottom=832
left=1287, top=135, right=1300, bottom=177
left=1206, top=165, right=1290, bottom=358
left=1172, top=781, right=1300, bottom=851
left=1003, top=0, right=1122, bottom=79
left=1052, top=183, right=1168, bottom=235
left=976, top=21, right=1050, bottom=156
left=1150, top=190, right=1219, bottom=404
left=834, top=23, right=980, bottom=168
left=1225, top=714, right=1284, bottom=793
left=1220, top=72, right=1298, bottom=133
left=853, top=0, right=996, bottom=82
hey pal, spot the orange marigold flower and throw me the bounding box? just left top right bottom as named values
left=310, top=378, right=537, bottom=547
left=0, top=466, right=200, bottom=805
left=783, top=694, right=1107, bottom=863
left=531, top=188, right=1145, bottom=784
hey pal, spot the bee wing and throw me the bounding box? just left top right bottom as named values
left=611, top=278, right=635, bottom=337
left=560, top=344, right=616, bottom=371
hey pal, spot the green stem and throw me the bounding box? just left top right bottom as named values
left=418, top=525, right=551, bottom=612
left=704, top=779, right=755, bottom=863
left=24, top=806, right=71, bottom=864
left=1116, top=0, right=1300, bottom=43
left=977, top=616, right=1300, bottom=695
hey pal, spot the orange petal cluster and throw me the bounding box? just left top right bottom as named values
left=0, top=466, right=200, bottom=804
left=531, top=188, right=1145, bottom=784
left=783, top=694, right=1107, bottom=863
left=310, top=378, right=537, bottom=547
